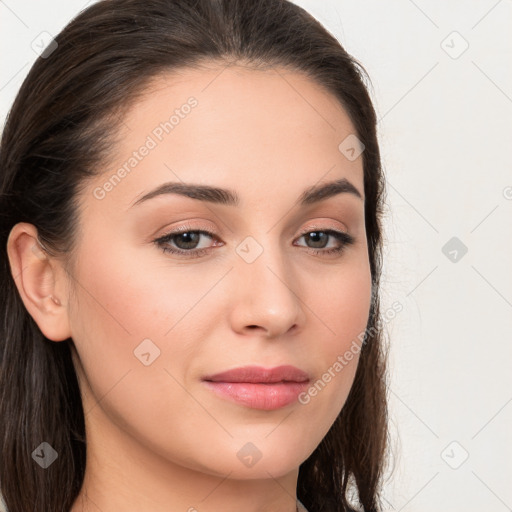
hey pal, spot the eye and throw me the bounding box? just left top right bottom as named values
left=294, top=229, right=355, bottom=256
left=153, top=225, right=355, bottom=258
left=154, top=225, right=219, bottom=259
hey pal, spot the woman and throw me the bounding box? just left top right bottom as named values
left=0, top=0, right=389, bottom=511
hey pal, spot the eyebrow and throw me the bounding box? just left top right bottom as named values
left=130, top=177, right=363, bottom=209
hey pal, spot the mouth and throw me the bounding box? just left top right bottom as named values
left=202, top=365, right=310, bottom=410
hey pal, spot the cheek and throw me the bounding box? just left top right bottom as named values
left=67, top=237, right=223, bottom=412
left=311, top=258, right=372, bottom=356
left=69, top=234, right=213, bottom=348
left=67, top=245, right=221, bottom=464
left=299, top=258, right=372, bottom=417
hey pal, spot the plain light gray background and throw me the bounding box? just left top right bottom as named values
left=1, top=1, right=511, bottom=511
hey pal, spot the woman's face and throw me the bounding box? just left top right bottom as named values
left=65, top=64, right=372, bottom=483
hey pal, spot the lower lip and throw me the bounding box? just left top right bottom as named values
left=203, top=381, right=309, bottom=410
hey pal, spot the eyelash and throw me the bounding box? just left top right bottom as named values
left=153, top=224, right=355, bottom=259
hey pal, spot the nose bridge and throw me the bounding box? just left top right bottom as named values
left=230, top=231, right=304, bottom=335
left=236, top=230, right=287, bottom=285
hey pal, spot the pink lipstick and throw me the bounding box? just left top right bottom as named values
left=202, top=365, right=310, bottom=410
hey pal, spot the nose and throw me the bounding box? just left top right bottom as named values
left=228, top=237, right=306, bottom=339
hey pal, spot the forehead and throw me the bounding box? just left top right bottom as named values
left=127, top=63, right=358, bottom=149
left=85, top=64, right=364, bottom=212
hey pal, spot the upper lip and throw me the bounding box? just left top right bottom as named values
left=203, top=365, right=310, bottom=383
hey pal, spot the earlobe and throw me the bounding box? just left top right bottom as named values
left=6, top=222, right=72, bottom=342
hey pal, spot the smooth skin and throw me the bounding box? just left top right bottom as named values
left=7, top=63, right=372, bottom=512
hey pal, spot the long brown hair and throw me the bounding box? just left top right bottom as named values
left=0, top=1, right=389, bottom=510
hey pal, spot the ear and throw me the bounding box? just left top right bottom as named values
left=6, top=222, right=72, bottom=342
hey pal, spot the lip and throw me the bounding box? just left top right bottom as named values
left=203, top=365, right=310, bottom=383
left=202, top=365, right=310, bottom=410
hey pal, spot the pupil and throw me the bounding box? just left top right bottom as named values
left=308, top=231, right=327, bottom=248
left=176, top=232, right=199, bottom=249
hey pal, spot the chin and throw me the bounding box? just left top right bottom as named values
left=185, top=438, right=311, bottom=481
